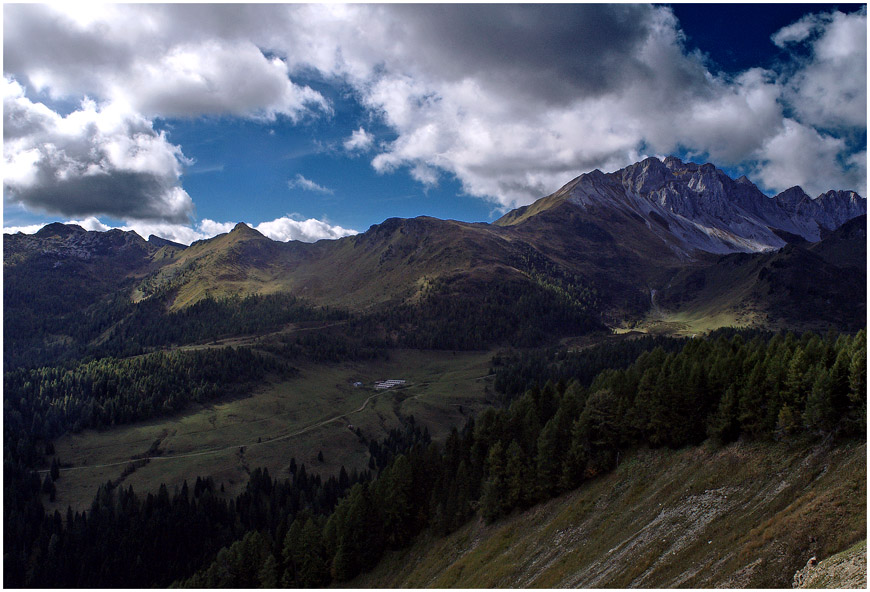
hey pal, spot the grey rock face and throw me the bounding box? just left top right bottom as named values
left=564, top=157, right=865, bottom=255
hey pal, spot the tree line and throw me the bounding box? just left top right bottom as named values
left=5, top=418, right=432, bottom=588
left=5, top=465, right=369, bottom=588
left=4, top=347, right=294, bottom=470
left=350, top=275, right=604, bottom=351
left=491, top=332, right=692, bottom=399
left=6, top=290, right=349, bottom=370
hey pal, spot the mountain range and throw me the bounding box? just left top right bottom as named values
left=3, top=156, right=866, bottom=589
left=5, top=156, right=866, bottom=362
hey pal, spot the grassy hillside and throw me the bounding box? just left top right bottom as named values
left=354, top=439, right=866, bottom=588
left=655, top=241, right=866, bottom=335
left=46, top=349, right=494, bottom=512
left=135, top=218, right=528, bottom=312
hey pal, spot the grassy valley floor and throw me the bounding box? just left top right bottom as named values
left=354, top=439, right=865, bottom=588
left=47, top=349, right=495, bottom=512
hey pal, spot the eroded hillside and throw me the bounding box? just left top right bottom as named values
left=354, top=439, right=866, bottom=588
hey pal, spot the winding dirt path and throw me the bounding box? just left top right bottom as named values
left=42, top=388, right=389, bottom=474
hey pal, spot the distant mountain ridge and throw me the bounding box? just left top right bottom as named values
left=497, top=156, right=865, bottom=255
left=4, top=156, right=866, bottom=351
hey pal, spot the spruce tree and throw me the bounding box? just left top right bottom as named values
left=480, top=441, right=507, bottom=523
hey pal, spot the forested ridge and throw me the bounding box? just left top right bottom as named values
left=4, top=347, right=294, bottom=454
left=4, top=420, right=430, bottom=588
left=349, top=274, right=603, bottom=350
left=6, top=328, right=861, bottom=588
left=491, top=333, right=691, bottom=398
left=5, top=291, right=349, bottom=369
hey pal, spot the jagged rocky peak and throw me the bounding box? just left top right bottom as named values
left=817, top=189, right=864, bottom=205
left=620, top=156, right=672, bottom=194
left=612, top=156, right=737, bottom=200
left=775, top=186, right=811, bottom=208
left=552, top=156, right=866, bottom=255
left=662, top=155, right=684, bottom=169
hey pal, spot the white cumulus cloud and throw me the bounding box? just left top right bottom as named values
left=750, top=119, right=865, bottom=198
left=774, top=8, right=866, bottom=131
left=3, top=4, right=328, bottom=122
left=3, top=77, right=194, bottom=222
left=255, top=216, right=358, bottom=242
left=343, top=127, right=375, bottom=153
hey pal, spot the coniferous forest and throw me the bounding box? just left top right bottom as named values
left=4, top=326, right=864, bottom=588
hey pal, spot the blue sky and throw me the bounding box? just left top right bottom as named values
left=4, top=4, right=866, bottom=244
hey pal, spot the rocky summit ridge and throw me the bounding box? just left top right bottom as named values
left=546, top=156, right=865, bottom=255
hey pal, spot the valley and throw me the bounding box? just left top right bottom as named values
left=4, top=156, right=866, bottom=588
left=46, top=349, right=495, bottom=513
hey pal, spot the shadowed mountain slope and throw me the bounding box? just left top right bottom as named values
left=497, top=156, right=865, bottom=255
left=658, top=215, right=867, bottom=332
left=4, top=225, right=186, bottom=367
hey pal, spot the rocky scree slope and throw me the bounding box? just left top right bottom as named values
left=354, top=439, right=865, bottom=589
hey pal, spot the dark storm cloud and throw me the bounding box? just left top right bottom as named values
left=383, top=4, right=704, bottom=106
left=8, top=169, right=192, bottom=223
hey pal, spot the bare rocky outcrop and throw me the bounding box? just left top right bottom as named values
left=793, top=541, right=867, bottom=589
left=556, top=156, right=866, bottom=255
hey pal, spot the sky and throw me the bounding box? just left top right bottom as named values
left=3, top=3, right=867, bottom=245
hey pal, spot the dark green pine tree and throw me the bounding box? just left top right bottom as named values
left=504, top=440, right=533, bottom=510
left=803, top=364, right=836, bottom=433
left=784, top=348, right=812, bottom=410
left=536, top=382, right=583, bottom=498
left=281, top=517, right=305, bottom=586
left=848, top=337, right=866, bottom=430
left=708, top=385, right=741, bottom=444
left=575, top=389, right=620, bottom=476
left=376, top=454, right=414, bottom=548
left=737, top=360, right=770, bottom=438
left=330, top=482, right=384, bottom=581
left=297, top=517, right=329, bottom=587
left=561, top=417, right=589, bottom=491
left=479, top=441, right=508, bottom=523
left=258, top=554, right=280, bottom=588
left=535, top=417, right=566, bottom=499
left=331, top=539, right=354, bottom=584
left=451, top=459, right=473, bottom=531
